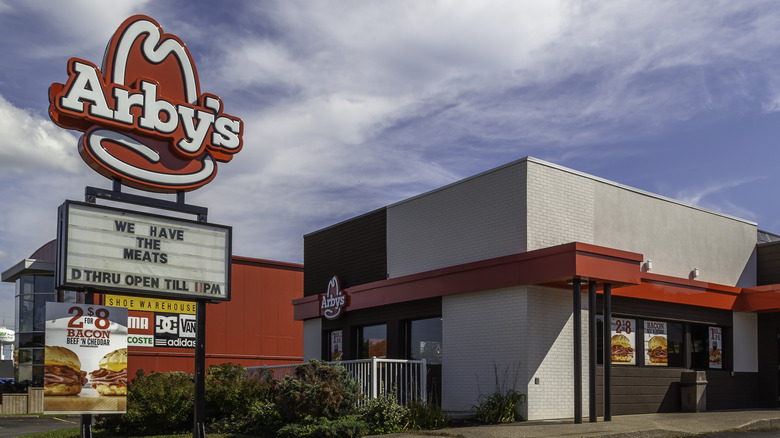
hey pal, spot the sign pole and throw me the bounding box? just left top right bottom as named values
left=193, top=203, right=207, bottom=438
left=193, top=300, right=206, bottom=438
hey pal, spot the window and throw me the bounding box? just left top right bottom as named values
left=598, top=315, right=726, bottom=369
left=407, top=317, right=442, bottom=365
left=15, top=274, right=56, bottom=386
left=358, top=324, right=387, bottom=359
left=328, top=330, right=343, bottom=361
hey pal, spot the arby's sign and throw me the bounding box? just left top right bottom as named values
left=321, top=276, right=347, bottom=320
left=48, top=15, right=243, bottom=193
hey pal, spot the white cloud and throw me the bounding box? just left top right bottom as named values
left=15, top=1, right=152, bottom=57
left=0, top=95, right=81, bottom=173
left=675, top=177, right=764, bottom=209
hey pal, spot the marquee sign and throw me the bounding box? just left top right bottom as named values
left=56, top=201, right=231, bottom=301
left=48, top=15, right=243, bottom=193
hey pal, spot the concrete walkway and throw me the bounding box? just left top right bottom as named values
left=380, top=410, right=780, bottom=438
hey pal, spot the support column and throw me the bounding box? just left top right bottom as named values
left=603, top=283, right=612, bottom=421
left=588, top=281, right=597, bottom=423
left=573, top=278, right=582, bottom=424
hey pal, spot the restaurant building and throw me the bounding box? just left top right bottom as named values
left=2, top=240, right=303, bottom=384
left=294, top=156, right=780, bottom=420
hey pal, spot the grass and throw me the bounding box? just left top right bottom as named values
left=20, top=430, right=255, bottom=438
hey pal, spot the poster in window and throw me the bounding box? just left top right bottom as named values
left=611, top=318, right=636, bottom=365
left=644, top=320, right=668, bottom=366
left=368, top=338, right=387, bottom=358
left=330, top=330, right=343, bottom=361
left=44, top=302, right=128, bottom=414
left=709, top=327, right=723, bottom=369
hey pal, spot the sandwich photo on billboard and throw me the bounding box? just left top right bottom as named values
left=44, top=345, right=88, bottom=396
left=90, top=348, right=128, bottom=396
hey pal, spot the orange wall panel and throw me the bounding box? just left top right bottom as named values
left=126, top=257, right=303, bottom=378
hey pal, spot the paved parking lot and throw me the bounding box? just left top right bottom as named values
left=0, top=415, right=79, bottom=437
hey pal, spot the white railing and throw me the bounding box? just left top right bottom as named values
left=247, top=357, right=427, bottom=406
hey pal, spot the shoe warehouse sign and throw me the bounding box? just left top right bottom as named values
left=105, top=295, right=198, bottom=349
left=56, top=201, right=231, bottom=301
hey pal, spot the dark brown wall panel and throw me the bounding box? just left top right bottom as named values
left=758, top=241, right=780, bottom=285
left=602, top=296, right=733, bottom=326
left=304, top=208, right=387, bottom=296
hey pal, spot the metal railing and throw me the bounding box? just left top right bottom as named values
left=247, top=357, right=427, bottom=406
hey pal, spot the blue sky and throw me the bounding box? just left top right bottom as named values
left=2, top=1, right=780, bottom=326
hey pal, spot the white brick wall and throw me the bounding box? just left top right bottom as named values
left=526, top=161, right=595, bottom=250
left=442, top=287, right=528, bottom=415
left=387, top=160, right=527, bottom=278
left=442, top=285, right=591, bottom=420
left=525, top=285, right=590, bottom=420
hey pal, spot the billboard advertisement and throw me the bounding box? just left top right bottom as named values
left=106, top=295, right=197, bottom=349
left=56, top=201, right=231, bottom=301
left=44, top=302, right=128, bottom=414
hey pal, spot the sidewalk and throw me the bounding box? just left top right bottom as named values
left=380, top=409, right=780, bottom=438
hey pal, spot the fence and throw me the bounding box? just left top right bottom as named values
left=247, top=357, right=427, bottom=406
left=0, top=387, right=44, bottom=414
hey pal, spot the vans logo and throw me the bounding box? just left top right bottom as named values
left=48, top=15, right=243, bottom=193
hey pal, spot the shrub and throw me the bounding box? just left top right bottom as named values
left=276, top=360, right=360, bottom=422
left=276, top=415, right=369, bottom=438
left=205, top=363, right=276, bottom=425
left=403, top=400, right=449, bottom=430
left=239, top=401, right=284, bottom=436
left=96, top=370, right=194, bottom=435
left=359, top=393, right=407, bottom=435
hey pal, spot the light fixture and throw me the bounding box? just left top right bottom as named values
left=645, top=260, right=653, bottom=272
left=692, top=268, right=700, bottom=279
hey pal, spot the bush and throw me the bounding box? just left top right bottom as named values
left=239, top=401, right=284, bottom=436
left=97, top=370, right=194, bottom=435
left=359, top=393, right=407, bottom=435
left=403, top=400, right=449, bottom=430
left=276, top=360, right=360, bottom=422
left=276, top=415, right=369, bottom=438
left=205, top=363, right=276, bottom=428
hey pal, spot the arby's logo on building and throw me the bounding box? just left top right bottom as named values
left=321, top=276, right=347, bottom=320
left=48, top=15, right=243, bottom=193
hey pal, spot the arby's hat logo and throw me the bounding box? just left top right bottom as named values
left=48, top=15, right=243, bottom=193
left=321, top=276, right=347, bottom=320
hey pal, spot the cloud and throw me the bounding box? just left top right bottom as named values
left=0, top=95, right=81, bottom=173
left=3, top=0, right=780, bottom=275
left=674, top=177, right=765, bottom=210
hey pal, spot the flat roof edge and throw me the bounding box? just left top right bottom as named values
left=2, top=259, right=56, bottom=283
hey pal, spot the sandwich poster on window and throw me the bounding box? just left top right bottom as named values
left=330, top=330, right=343, bottom=361
left=610, top=318, right=636, bottom=365
left=644, top=320, right=668, bottom=366
left=44, top=302, right=128, bottom=414
left=709, top=327, right=723, bottom=369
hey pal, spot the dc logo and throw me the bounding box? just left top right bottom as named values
left=156, top=315, right=179, bottom=334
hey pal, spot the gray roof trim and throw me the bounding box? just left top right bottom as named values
left=2, top=259, right=55, bottom=283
